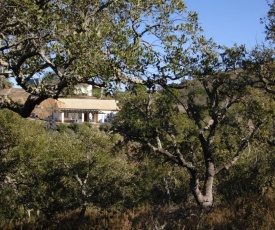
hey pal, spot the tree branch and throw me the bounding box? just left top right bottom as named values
left=148, top=136, right=196, bottom=171
left=215, top=123, right=261, bottom=174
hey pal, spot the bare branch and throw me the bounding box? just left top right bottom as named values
left=148, top=136, right=196, bottom=171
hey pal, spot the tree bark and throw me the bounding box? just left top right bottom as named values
left=189, top=162, right=215, bottom=210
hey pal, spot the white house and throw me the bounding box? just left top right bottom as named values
left=53, top=98, right=118, bottom=123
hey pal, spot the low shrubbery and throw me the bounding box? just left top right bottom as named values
left=0, top=109, right=274, bottom=229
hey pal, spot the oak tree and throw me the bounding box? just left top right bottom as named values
left=111, top=41, right=274, bottom=210
left=0, top=0, right=198, bottom=117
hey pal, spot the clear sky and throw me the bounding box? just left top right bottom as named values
left=184, top=0, right=269, bottom=49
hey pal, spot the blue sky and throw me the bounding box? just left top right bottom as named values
left=184, top=0, right=269, bottom=49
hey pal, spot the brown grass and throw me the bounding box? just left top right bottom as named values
left=2, top=195, right=274, bottom=230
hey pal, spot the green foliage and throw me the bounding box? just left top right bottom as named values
left=92, top=87, right=103, bottom=98
left=1, top=0, right=275, bottom=225
left=129, top=159, right=190, bottom=206
left=112, top=86, right=195, bottom=147
left=0, top=94, right=274, bottom=226
left=0, top=0, right=201, bottom=117
left=262, top=0, right=275, bottom=42
left=0, top=77, right=12, bottom=89
left=111, top=69, right=275, bottom=209
left=0, top=110, right=134, bottom=221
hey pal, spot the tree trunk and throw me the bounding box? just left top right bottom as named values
left=20, top=94, right=49, bottom=118
left=189, top=161, right=215, bottom=210
left=75, top=173, right=88, bottom=228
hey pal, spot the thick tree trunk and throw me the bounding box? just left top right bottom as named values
left=190, top=179, right=214, bottom=210
left=189, top=161, right=215, bottom=210
left=20, top=95, right=49, bottom=118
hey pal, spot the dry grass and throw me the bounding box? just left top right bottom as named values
left=2, top=195, right=274, bottom=230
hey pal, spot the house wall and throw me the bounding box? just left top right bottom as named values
left=98, top=111, right=117, bottom=123
left=56, top=110, right=117, bottom=123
